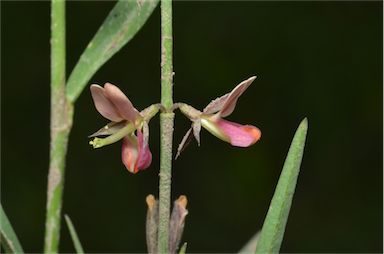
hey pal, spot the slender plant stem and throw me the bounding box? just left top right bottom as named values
left=44, top=0, right=73, bottom=252
left=158, top=0, right=174, bottom=253
left=160, top=0, right=173, bottom=110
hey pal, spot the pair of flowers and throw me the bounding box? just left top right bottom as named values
left=89, top=76, right=261, bottom=173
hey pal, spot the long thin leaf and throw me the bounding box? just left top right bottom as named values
left=0, top=204, right=24, bottom=253
left=66, top=0, right=159, bottom=103
left=64, top=214, right=84, bottom=254
left=238, top=231, right=260, bottom=254
left=179, top=242, right=187, bottom=254
left=255, top=118, right=308, bottom=254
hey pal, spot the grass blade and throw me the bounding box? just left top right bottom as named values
left=64, top=214, right=84, bottom=254
left=0, top=204, right=24, bottom=253
left=255, top=118, right=308, bottom=254
left=179, top=242, right=187, bottom=254
left=238, top=231, right=260, bottom=254
left=66, top=0, right=159, bottom=103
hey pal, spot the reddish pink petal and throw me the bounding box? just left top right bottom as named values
left=90, top=84, right=123, bottom=122
left=121, top=131, right=152, bottom=174
left=104, top=83, right=141, bottom=123
left=122, top=135, right=138, bottom=173
left=217, top=119, right=261, bottom=147
left=219, top=76, right=256, bottom=117
left=136, top=130, right=152, bottom=170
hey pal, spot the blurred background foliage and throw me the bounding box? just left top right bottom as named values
left=1, top=1, right=382, bottom=253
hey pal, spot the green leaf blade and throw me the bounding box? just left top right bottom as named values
left=255, top=118, right=308, bottom=254
left=0, top=204, right=24, bottom=253
left=179, top=242, right=187, bottom=254
left=66, top=0, right=159, bottom=103
left=64, top=214, right=84, bottom=254
left=239, top=231, right=260, bottom=254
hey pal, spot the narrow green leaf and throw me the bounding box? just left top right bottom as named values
left=66, top=0, right=159, bottom=103
left=238, top=231, right=260, bottom=254
left=179, top=242, right=187, bottom=254
left=255, top=118, right=308, bottom=254
left=64, top=214, right=84, bottom=254
left=0, top=204, right=24, bottom=253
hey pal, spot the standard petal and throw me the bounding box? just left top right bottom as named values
left=136, top=130, right=152, bottom=170
left=203, top=93, right=229, bottom=114
left=104, top=83, right=141, bottom=123
left=122, top=135, right=139, bottom=173
left=216, top=119, right=261, bottom=147
left=219, top=76, right=256, bottom=117
left=90, top=84, right=123, bottom=122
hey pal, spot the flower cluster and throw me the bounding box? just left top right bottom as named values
left=89, top=76, right=261, bottom=173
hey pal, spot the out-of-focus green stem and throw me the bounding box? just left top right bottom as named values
left=158, top=0, right=174, bottom=253
left=44, top=0, right=73, bottom=252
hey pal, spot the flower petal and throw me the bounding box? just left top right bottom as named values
left=200, top=117, right=229, bottom=143
left=122, top=135, right=139, bottom=173
left=136, top=130, right=152, bottom=170
left=122, top=131, right=152, bottom=173
left=219, top=76, right=256, bottom=117
left=216, top=119, right=261, bottom=147
left=203, top=93, right=230, bottom=114
left=90, top=84, right=123, bottom=122
left=104, top=83, right=141, bottom=123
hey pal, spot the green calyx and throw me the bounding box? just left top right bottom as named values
left=200, top=116, right=230, bottom=143
left=141, top=104, right=161, bottom=122
left=89, top=104, right=161, bottom=149
left=90, top=122, right=135, bottom=148
left=178, top=103, right=202, bottom=120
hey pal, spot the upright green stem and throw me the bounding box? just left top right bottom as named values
left=160, top=0, right=173, bottom=110
left=158, top=0, right=174, bottom=253
left=44, top=0, right=73, bottom=252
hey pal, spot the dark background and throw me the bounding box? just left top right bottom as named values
left=1, top=1, right=382, bottom=253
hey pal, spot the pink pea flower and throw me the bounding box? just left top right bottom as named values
left=177, top=76, right=261, bottom=157
left=89, top=83, right=157, bottom=173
